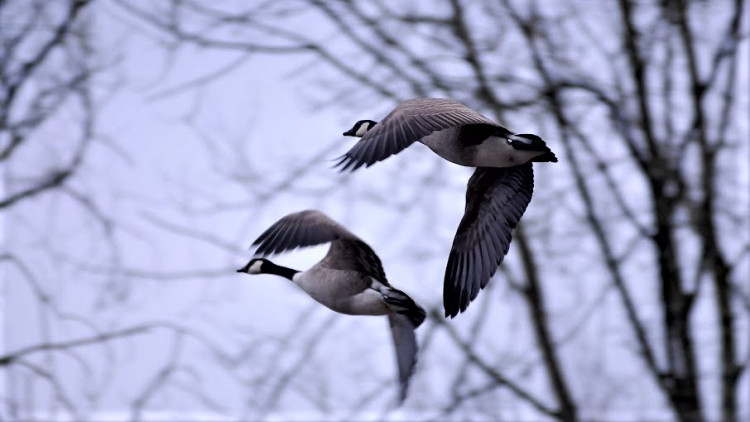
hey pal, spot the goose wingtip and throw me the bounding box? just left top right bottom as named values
left=332, top=154, right=361, bottom=173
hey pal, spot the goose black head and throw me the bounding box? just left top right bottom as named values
left=508, top=133, right=558, bottom=162
left=508, top=133, right=544, bottom=145
left=507, top=133, right=549, bottom=150
left=343, top=120, right=377, bottom=137
left=237, top=258, right=270, bottom=275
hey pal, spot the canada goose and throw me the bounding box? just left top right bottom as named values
left=338, top=98, right=557, bottom=317
left=338, top=98, right=556, bottom=171
left=237, top=209, right=426, bottom=404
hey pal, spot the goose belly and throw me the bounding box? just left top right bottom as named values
left=420, top=128, right=474, bottom=166
left=293, top=267, right=390, bottom=316
left=421, top=130, right=531, bottom=168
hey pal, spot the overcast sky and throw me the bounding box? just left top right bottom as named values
left=4, top=1, right=748, bottom=420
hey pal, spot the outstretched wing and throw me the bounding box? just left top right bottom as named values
left=387, top=313, right=419, bottom=405
left=326, top=238, right=390, bottom=284
left=443, top=163, right=535, bottom=317
left=251, top=210, right=359, bottom=256
left=336, top=98, right=501, bottom=171
left=252, top=210, right=390, bottom=284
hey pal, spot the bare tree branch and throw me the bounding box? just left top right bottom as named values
left=0, top=325, right=155, bottom=366
left=431, top=310, right=560, bottom=419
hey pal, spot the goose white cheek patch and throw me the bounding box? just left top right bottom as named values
left=510, top=135, right=531, bottom=144
left=356, top=124, right=369, bottom=136
left=249, top=260, right=264, bottom=274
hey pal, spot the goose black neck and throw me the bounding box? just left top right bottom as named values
left=263, top=261, right=300, bottom=280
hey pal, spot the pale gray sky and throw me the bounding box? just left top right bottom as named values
left=4, top=1, right=748, bottom=420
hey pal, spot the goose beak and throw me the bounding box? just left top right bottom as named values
left=343, top=129, right=356, bottom=136
left=237, top=264, right=249, bottom=273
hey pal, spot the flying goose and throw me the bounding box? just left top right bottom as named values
left=237, top=209, right=426, bottom=404
left=337, top=98, right=557, bottom=318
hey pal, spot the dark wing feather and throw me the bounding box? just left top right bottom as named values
left=251, top=210, right=359, bottom=256
left=325, top=238, right=390, bottom=285
left=387, top=314, right=419, bottom=404
left=443, top=163, right=535, bottom=317
left=456, top=124, right=507, bottom=147
left=336, top=98, right=501, bottom=171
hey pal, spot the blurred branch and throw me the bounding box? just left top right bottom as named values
left=104, top=0, right=749, bottom=419
left=110, top=0, right=313, bottom=53
left=431, top=309, right=560, bottom=419
left=130, top=333, right=185, bottom=421
left=15, top=360, right=80, bottom=420
left=59, top=186, right=115, bottom=234
left=1, top=48, right=94, bottom=209
left=259, top=313, right=338, bottom=417
left=448, top=0, right=500, bottom=106
left=515, top=228, right=578, bottom=422
left=0, top=325, right=155, bottom=366
left=506, top=2, right=712, bottom=420
left=344, top=0, right=453, bottom=96
left=0, top=0, right=91, bottom=143
left=446, top=283, right=494, bottom=405
left=92, top=267, right=233, bottom=281
left=0, top=169, right=71, bottom=209
left=673, top=1, right=744, bottom=419
left=142, top=212, right=241, bottom=254
left=112, top=0, right=402, bottom=100
left=1, top=253, right=52, bottom=306
left=616, top=0, right=661, bottom=163
left=439, top=380, right=507, bottom=418
left=146, top=53, right=252, bottom=101
left=310, top=0, right=428, bottom=97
